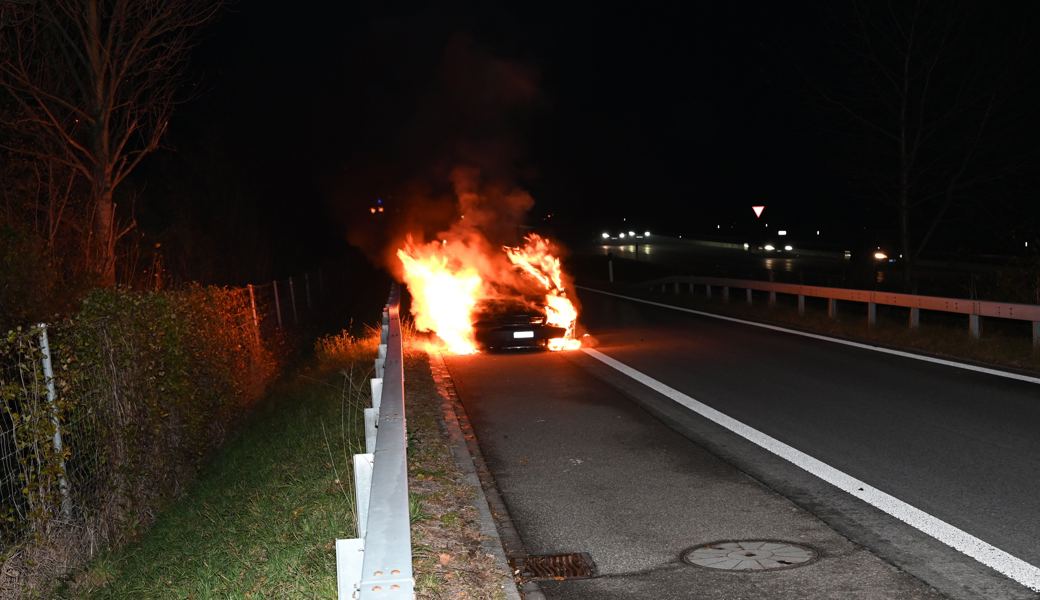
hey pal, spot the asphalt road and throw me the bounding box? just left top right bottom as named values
left=442, top=287, right=1040, bottom=599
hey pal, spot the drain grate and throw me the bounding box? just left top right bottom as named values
left=682, top=541, right=816, bottom=571
left=513, top=552, right=596, bottom=580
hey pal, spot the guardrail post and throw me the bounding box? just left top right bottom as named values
left=722, top=286, right=729, bottom=302
left=370, top=378, right=383, bottom=412
left=337, top=539, right=364, bottom=600
left=673, top=281, right=680, bottom=294
left=705, top=284, right=712, bottom=299
left=969, top=314, right=982, bottom=339
left=353, top=453, right=374, bottom=537
left=746, top=288, right=753, bottom=305
left=273, top=280, right=283, bottom=329
left=827, top=298, right=837, bottom=319
left=1033, top=321, right=1040, bottom=350
left=364, top=408, right=378, bottom=454
left=768, top=289, right=777, bottom=307
left=867, top=302, right=877, bottom=327
left=909, top=307, right=920, bottom=330
left=37, top=324, right=72, bottom=519
left=797, top=294, right=805, bottom=316
left=375, top=343, right=387, bottom=378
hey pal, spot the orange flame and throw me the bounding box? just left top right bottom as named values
left=398, top=232, right=581, bottom=354
left=505, top=234, right=581, bottom=351
left=397, top=240, right=482, bottom=354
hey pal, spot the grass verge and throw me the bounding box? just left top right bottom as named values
left=56, top=336, right=376, bottom=599
left=56, top=328, right=513, bottom=599
left=403, top=348, right=510, bottom=600
left=611, top=283, right=1040, bottom=374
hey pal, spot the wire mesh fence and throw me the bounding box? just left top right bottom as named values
left=0, top=268, right=327, bottom=595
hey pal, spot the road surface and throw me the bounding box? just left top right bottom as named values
left=441, top=287, right=1040, bottom=599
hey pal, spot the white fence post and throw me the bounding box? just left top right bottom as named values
left=273, top=280, right=283, bottom=329
left=289, top=276, right=299, bottom=325
left=37, top=324, right=72, bottom=519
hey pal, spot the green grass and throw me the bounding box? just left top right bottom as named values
left=60, top=362, right=370, bottom=599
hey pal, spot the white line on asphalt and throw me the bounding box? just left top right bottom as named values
left=576, top=286, right=1040, bottom=386
left=581, top=347, right=1040, bottom=592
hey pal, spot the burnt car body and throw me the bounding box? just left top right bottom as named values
left=473, top=299, right=566, bottom=350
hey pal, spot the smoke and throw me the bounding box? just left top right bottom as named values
left=340, top=34, right=544, bottom=277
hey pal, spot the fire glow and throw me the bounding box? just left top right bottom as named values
left=397, top=233, right=581, bottom=354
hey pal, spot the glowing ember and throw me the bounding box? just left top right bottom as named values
left=397, top=239, right=482, bottom=355
left=398, top=232, right=581, bottom=354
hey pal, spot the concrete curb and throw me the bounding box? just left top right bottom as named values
left=429, top=352, right=534, bottom=600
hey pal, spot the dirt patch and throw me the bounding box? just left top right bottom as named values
left=404, top=350, right=511, bottom=599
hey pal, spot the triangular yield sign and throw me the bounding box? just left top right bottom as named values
left=752, top=205, right=765, bottom=218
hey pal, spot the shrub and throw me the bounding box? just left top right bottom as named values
left=0, top=285, right=278, bottom=598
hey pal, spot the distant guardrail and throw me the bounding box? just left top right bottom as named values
left=336, top=284, right=414, bottom=599
left=644, top=275, right=1040, bottom=348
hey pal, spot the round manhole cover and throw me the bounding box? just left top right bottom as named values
left=682, top=541, right=816, bottom=571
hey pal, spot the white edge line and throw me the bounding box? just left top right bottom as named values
left=576, top=285, right=1040, bottom=386
left=581, top=346, right=1040, bottom=592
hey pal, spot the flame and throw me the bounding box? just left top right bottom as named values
left=397, top=240, right=482, bottom=354
left=505, top=234, right=581, bottom=351
left=397, top=232, right=581, bottom=354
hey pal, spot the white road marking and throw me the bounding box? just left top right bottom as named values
left=582, top=346, right=1040, bottom=592
left=576, top=285, right=1040, bottom=386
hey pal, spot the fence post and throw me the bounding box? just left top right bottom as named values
left=273, top=280, right=283, bottom=329
left=247, top=284, right=262, bottom=346
left=37, top=324, right=72, bottom=519
left=909, top=307, right=920, bottom=330
left=305, top=273, right=313, bottom=311
left=289, top=276, right=299, bottom=325
left=867, top=302, right=877, bottom=327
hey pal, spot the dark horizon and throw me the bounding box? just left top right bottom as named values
left=122, top=1, right=1040, bottom=282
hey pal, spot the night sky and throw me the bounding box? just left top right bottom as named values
left=143, top=1, right=1040, bottom=282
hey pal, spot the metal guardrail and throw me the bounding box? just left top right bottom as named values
left=647, top=275, right=1040, bottom=347
left=337, top=284, right=415, bottom=599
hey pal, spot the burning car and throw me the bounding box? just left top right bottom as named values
left=397, top=233, right=582, bottom=354
left=472, top=298, right=567, bottom=350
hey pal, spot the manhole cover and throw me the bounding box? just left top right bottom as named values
left=513, top=552, right=596, bottom=580
left=682, top=541, right=816, bottom=571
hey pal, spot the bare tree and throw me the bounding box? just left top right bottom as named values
left=815, top=1, right=1025, bottom=287
left=0, top=0, right=222, bottom=285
